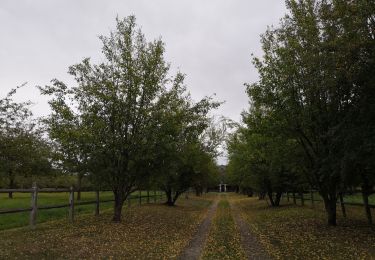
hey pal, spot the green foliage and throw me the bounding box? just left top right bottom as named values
left=227, top=109, right=306, bottom=205
left=40, top=16, right=222, bottom=218
left=0, top=86, right=54, bottom=191
left=228, top=0, right=375, bottom=225
left=40, top=16, right=180, bottom=221
left=150, top=80, right=222, bottom=204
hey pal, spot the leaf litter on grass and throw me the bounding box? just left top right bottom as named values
left=0, top=196, right=214, bottom=260
left=232, top=195, right=375, bottom=260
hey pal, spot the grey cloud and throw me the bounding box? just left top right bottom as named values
left=0, top=0, right=287, bottom=164
left=0, top=0, right=286, bottom=121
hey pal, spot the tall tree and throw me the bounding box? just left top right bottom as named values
left=0, top=86, right=52, bottom=197
left=150, top=79, right=221, bottom=205
left=41, top=16, right=174, bottom=222
left=247, top=0, right=375, bottom=225
left=227, top=107, right=305, bottom=206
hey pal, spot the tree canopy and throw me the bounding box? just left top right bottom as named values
left=227, top=0, right=375, bottom=225
left=40, top=16, right=222, bottom=221
left=0, top=86, right=53, bottom=196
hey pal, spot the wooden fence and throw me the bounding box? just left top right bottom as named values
left=0, top=183, right=165, bottom=228
left=284, top=191, right=374, bottom=223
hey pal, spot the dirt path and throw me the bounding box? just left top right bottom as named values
left=230, top=199, right=271, bottom=260
left=178, top=197, right=219, bottom=260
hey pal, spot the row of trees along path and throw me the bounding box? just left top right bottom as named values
left=227, top=0, right=375, bottom=226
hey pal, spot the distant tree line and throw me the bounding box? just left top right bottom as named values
left=0, top=16, right=223, bottom=222
left=227, top=0, right=375, bottom=226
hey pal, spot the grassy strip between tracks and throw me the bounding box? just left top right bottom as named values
left=202, top=195, right=246, bottom=260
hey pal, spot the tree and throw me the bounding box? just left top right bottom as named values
left=150, top=79, right=221, bottom=205
left=247, top=0, right=375, bottom=225
left=44, top=108, right=91, bottom=200
left=227, top=106, right=305, bottom=206
left=41, top=16, right=176, bottom=222
left=0, top=86, right=52, bottom=197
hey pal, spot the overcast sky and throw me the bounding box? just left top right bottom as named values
left=0, top=1, right=287, bottom=163
left=0, top=0, right=287, bottom=120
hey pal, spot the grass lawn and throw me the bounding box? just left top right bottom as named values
left=233, top=194, right=375, bottom=259
left=202, top=194, right=246, bottom=260
left=0, top=191, right=164, bottom=230
left=0, top=194, right=213, bottom=259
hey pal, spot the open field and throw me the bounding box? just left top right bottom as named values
left=233, top=194, right=375, bottom=259
left=0, top=194, right=214, bottom=259
left=0, top=191, right=163, bottom=230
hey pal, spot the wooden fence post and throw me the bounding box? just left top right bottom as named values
left=147, top=190, right=150, bottom=204
left=69, top=186, right=74, bottom=222
left=339, top=193, right=347, bottom=218
left=95, top=190, right=99, bottom=216
left=30, top=182, right=38, bottom=228
left=139, top=190, right=141, bottom=205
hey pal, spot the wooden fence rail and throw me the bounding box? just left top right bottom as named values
left=285, top=192, right=375, bottom=208
left=284, top=191, right=374, bottom=224
left=0, top=183, right=165, bottom=228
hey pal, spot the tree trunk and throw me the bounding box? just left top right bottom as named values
left=112, top=191, right=125, bottom=222
left=165, top=189, right=174, bottom=206
left=361, top=185, right=373, bottom=225
left=76, top=174, right=83, bottom=201
left=299, top=191, right=304, bottom=206
left=8, top=176, right=15, bottom=199
left=267, top=191, right=275, bottom=206
left=322, top=193, right=337, bottom=226
left=292, top=192, right=296, bottom=205
left=172, top=191, right=182, bottom=205
left=195, top=187, right=203, bottom=197
left=339, top=193, right=346, bottom=218
left=274, top=192, right=282, bottom=206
